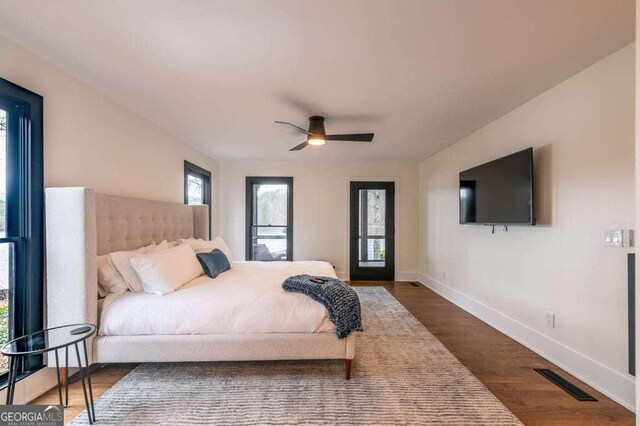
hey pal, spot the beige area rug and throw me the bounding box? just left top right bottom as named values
left=72, top=287, right=522, bottom=425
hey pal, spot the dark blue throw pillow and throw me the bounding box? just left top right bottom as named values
left=196, top=248, right=231, bottom=279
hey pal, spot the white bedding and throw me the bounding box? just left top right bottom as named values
left=99, top=261, right=337, bottom=336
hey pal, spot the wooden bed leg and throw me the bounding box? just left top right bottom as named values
left=59, top=368, right=67, bottom=386
left=345, top=359, right=352, bottom=380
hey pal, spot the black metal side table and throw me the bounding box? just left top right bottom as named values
left=1, top=323, right=97, bottom=424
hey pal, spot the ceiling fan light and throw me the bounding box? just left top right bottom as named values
left=308, top=137, right=326, bottom=146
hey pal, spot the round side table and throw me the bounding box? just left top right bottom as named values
left=1, top=323, right=97, bottom=424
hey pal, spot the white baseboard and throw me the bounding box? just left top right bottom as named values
left=418, top=273, right=635, bottom=412
left=396, top=271, right=419, bottom=281
left=0, top=367, right=59, bottom=405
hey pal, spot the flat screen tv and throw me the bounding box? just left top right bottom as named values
left=459, top=147, right=534, bottom=225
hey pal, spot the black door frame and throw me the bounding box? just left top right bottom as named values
left=349, top=181, right=395, bottom=281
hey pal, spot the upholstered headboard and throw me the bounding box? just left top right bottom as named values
left=45, top=187, right=209, bottom=365
left=95, top=193, right=209, bottom=255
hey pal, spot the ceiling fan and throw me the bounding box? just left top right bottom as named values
left=275, top=116, right=374, bottom=151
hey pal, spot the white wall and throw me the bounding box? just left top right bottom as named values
left=220, top=162, right=419, bottom=280
left=0, top=33, right=220, bottom=403
left=0, top=33, right=220, bottom=233
left=419, top=44, right=635, bottom=409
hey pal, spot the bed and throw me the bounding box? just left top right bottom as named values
left=45, top=188, right=355, bottom=378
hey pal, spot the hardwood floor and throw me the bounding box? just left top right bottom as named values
left=351, top=282, right=634, bottom=426
left=30, top=363, right=134, bottom=423
left=32, top=282, right=634, bottom=425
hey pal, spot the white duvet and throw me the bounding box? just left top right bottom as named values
left=99, top=261, right=337, bottom=336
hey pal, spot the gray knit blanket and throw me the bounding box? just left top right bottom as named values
left=282, top=274, right=363, bottom=339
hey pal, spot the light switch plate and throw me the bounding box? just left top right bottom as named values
left=604, top=229, right=634, bottom=248
left=604, top=230, right=623, bottom=247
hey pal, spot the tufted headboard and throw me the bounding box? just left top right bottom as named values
left=45, top=187, right=208, bottom=366
left=95, top=193, right=208, bottom=255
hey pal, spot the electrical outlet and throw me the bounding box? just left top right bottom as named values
left=545, top=312, right=555, bottom=329
left=441, top=271, right=446, bottom=280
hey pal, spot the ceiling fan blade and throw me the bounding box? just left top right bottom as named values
left=275, top=121, right=311, bottom=135
left=289, top=141, right=309, bottom=151
left=326, top=133, right=374, bottom=142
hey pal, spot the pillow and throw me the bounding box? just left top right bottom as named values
left=181, top=238, right=212, bottom=252
left=196, top=249, right=231, bottom=279
left=181, top=236, right=233, bottom=263
left=97, top=255, right=128, bottom=297
left=212, top=237, right=233, bottom=262
left=130, top=244, right=203, bottom=295
left=110, top=240, right=169, bottom=292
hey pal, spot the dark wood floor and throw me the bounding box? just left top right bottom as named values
left=33, top=282, right=634, bottom=425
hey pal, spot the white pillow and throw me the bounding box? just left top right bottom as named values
left=97, top=254, right=128, bottom=297
left=110, top=241, right=169, bottom=292
left=180, top=237, right=206, bottom=249
left=130, top=244, right=202, bottom=295
left=181, top=236, right=233, bottom=262
left=212, top=237, right=233, bottom=262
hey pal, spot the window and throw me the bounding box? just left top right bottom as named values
left=184, top=161, right=212, bottom=238
left=245, top=177, right=293, bottom=261
left=0, top=78, right=45, bottom=379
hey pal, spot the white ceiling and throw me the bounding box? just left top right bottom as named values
left=0, top=0, right=634, bottom=163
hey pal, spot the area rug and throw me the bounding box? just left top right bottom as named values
left=71, top=287, right=522, bottom=425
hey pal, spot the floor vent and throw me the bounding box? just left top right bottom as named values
left=534, top=368, right=598, bottom=402
left=410, top=282, right=420, bottom=287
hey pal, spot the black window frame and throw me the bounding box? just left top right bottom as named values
left=0, top=78, right=45, bottom=385
left=245, top=177, right=293, bottom=261
left=184, top=161, right=212, bottom=239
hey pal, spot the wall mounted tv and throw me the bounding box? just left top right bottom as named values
left=459, top=147, right=534, bottom=226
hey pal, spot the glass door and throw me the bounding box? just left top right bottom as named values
left=350, top=182, right=395, bottom=280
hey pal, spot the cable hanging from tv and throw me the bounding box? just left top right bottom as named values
left=490, top=224, right=509, bottom=234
